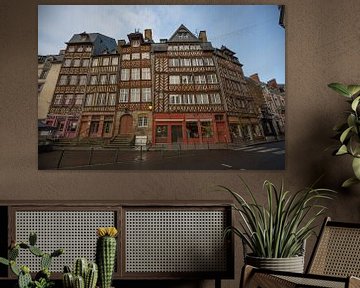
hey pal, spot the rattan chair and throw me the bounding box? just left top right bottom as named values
left=241, top=217, right=360, bottom=288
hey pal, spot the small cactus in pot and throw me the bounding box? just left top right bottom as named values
left=96, top=227, right=118, bottom=288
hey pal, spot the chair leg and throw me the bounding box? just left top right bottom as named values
left=240, top=265, right=296, bottom=288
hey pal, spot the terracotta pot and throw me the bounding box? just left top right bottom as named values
left=245, top=254, right=305, bottom=273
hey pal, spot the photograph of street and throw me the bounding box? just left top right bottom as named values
left=38, top=5, right=285, bottom=170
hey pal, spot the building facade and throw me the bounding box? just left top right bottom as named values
left=43, top=26, right=284, bottom=146
left=116, top=30, right=153, bottom=143
left=38, top=54, right=64, bottom=120
left=46, top=32, right=117, bottom=139
left=215, top=46, right=264, bottom=144
left=79, top=53, right=120, bottom=139
left=152, top=25, right=228, bottom=145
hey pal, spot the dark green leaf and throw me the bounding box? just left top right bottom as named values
left=336, top=145, right=348, bottom=155
left=328, top=83, right=351, bottom=97
left=342, top=177, right=360, bottom=188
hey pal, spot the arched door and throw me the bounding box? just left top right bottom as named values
left=120, top=115, right=133, bottom=135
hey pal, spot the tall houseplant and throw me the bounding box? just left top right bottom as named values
left=222, top=179, right=334, bottom=272
left=328, top=83, right=360, bottom=187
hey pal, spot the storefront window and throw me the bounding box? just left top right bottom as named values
left=156, top=125, right=168, bottom=138
left=201, top=121, right=212, bottom=138
left=186, top=122, right=199, bottom=138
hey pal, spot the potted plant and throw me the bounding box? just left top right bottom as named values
left=221, top=179, right=335, bottom=273
left=328, top=83, right=360, bottom=187
left=0, top=232, right=63, bottom=288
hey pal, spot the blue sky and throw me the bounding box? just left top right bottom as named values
left=38, top=5, right=285, bottom=83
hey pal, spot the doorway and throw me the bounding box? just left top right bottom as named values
left=171, top=125, right=183, bottom=143
left=120, top=115, right=133, bottom=135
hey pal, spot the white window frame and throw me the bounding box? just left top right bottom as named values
left=64, top=94, right=74, bottom=105
left=75, top=94, right=84, bottom=105
left=169, top=75, right=180, bottom=84
left=138, top=116, right=148, bottom=128
left=119, top=89, right=129, bottom=102
left=111, top=57, right=119, bottom=66
left=99, top=74, right=107, bottom=85
left=54, top=94, right=63, bottom=105
left=108, top=93, right=116, bottom=106
left=169, top=58, right=179, bottom=67
left=207, top=74, right=218, bottom=84
left=89, top=75, right=97, bottom=85
left=131, top=68, right=140, bottom=80
left=73, top=58, right=81, bottom=67
left=59, top=75, right=67, bottom=85
left=102, top=57, right=110, bottom=66
left=82, top=59, right=90, bottom=67
left=69, top=75, right=78, bottom=85
left=196, top=94, right=209, bottom=104
left=210, top=93, right=221, bottom=104
left=109, top=74, right=117, bottom=84
left=97, top=93, right=107, bottom=106
left=141, top=52, right=150, bottom=59
left=79, top=75, right=87, bottom=85
left=142, top=88, right=151, bottom=102
left=183, top=94, right=195, bottom=104
left=85, top=94, right=94, bottom=106
left=63, top=59, right=72, bottom=67
left=92, top=58, right=99, bottom=67
left=132, top=53, right=140, bottom=60
left=181, top=75, right=193, bottom=84
left=122, top=54, right=130, bottom=60
left=121, top=69, right=130, bottom=81
left=130, top=88, right=141, bottom=102
left=169, top=94, right=182, bottom=104
left=141, top=68, right=151, bottom=80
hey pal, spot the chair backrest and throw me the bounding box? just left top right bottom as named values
left=307, top=217, right=360, bottom=277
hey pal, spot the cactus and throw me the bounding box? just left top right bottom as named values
left=85, top=263, right=98, bottom=288
left=74, top=258, right=87, bottom=279
left=63, top=271, right=74, bottom=288
left=29, top=232, right=37, bottom=246
left=29, top=245, right=44, bottom=257
left=18, top=269, right=32, bottom=288
left=96, top=227, right=118, bottom=288
left=41, top=253, right=52, bottom=270
left=73, top=275, right=85, bottom=288
left=63, top=259, right=98, bottom=288
left=0, top=232, right=63, bottom=288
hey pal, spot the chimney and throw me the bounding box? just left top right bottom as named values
left=198, top=30, right=207, bottom=42
left=144, top=29, right=153, bottom=41
left=118, top=39, right=126, bottom=46
left=117, top=39, right=126, bottom=53
left=250, top=73, right=261, bottom=83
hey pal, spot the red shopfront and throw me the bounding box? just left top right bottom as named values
left=153, top=113, right=229, bottom=145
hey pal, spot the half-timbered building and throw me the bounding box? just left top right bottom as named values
left=79, top=53, right=120, bottom=139
left=152, top=25, right=228, bottom=145
left=116, top=30, right=153, bottom=144
left=46, top=32, right=117, bottom=138
left=214, top=46, right=264, bottom=143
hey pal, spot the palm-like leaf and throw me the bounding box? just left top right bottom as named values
left=222, top=179, right=335, bottom=258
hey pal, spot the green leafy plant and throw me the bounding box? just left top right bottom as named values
left=0, top=232, right=63, bottom=288
left=328, top=83, right=360, bottom=187
left=221, top=179, right=335, bottom=258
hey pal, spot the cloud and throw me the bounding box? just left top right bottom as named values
left=38, top=5, right=285, bottom=82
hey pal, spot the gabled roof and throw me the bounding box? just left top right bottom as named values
left=168, top=24, right=200, bottom=43
left=66, top=32, right=117, bottom=56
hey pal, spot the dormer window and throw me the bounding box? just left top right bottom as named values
left=178, top=32, right=189, bottom=39
left=132, top=40, right=140, bottom=47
